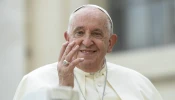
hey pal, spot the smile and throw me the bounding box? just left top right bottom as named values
left=80, top=50, right=96, bottom=54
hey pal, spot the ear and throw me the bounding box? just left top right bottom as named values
left=107, top=34, right=117, bottom=53
left=64, top=31, right=69, bottom=41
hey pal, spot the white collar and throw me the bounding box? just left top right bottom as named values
left=74, top=64, right=106, bottom=77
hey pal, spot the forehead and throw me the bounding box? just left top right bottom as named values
left=69, top=7, right=109, bottom=32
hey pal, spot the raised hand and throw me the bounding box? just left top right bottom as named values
left=57, top=41, right=84, bottom=87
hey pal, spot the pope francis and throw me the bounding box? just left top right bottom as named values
left=13, top=4, right=163, bottom=100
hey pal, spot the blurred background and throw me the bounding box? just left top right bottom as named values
left=0, top=0, right=175, bottom=100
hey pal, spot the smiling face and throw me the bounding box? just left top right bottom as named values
left=65, top=7, right=117, bottom=72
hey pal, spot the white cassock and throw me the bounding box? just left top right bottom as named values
left=13, top=62, right=163, bottom=100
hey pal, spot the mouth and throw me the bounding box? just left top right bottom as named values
left=80, top=50, right=97, bottom=54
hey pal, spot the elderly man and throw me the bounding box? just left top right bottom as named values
left=14, top=4, right=163, bottom=100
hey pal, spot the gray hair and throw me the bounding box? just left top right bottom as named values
left=67, top=4, right=113, bottom=34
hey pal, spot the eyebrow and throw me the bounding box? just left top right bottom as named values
left=92, top=29, right=103, bottom=33
left=73, top=26, right=84, bottom=32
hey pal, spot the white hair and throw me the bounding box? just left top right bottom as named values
left=67, top=4, right=113, bottom=34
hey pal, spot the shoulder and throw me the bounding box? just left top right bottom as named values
left=106, top=62, right=153, bottom=91
left=106, top=61, right=149, bottom=81
left=20, top=62, right=58, bottom=90
left=22, top=62, right=58, bottom=86
left=26, top=62, right=58, bottom=77
left=13, top=62, right=58, bottom=100
left=107, top=62, right=141, bottom=75
left=107, top=62, right=163, bottom=100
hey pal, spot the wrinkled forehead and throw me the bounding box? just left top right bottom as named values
left=70, top=4, right=113, bottom=33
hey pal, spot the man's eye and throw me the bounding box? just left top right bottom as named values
left=74, top=31, right=84, bottom=37
left=94, top=32, right=101, bottom=35
left=77, top=31, right=84, bottom=35
left=93, top=32, right=103, bottom=38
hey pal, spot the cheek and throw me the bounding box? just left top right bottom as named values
left=96, top=40, right=108, bottom=52
left=69, top=38, right=82, bottom=44
left=74, top=39, right=83, bottom=45
left=68, top=38, right=74, bottom=42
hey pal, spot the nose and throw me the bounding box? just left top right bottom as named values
left=82, top=35, right=93, bottom=47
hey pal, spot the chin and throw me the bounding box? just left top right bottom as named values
left=79, top=59, right=95, bottom=66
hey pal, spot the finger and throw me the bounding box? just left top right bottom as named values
left=61, top=41, right=75, bottom=61
left=69, top=58, right=84, bottom=70
left=58, top=41, right=69, bottom=61
left=65, top=45, right=79, bottom=62
left=72, top=56, right=75, bottom=61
